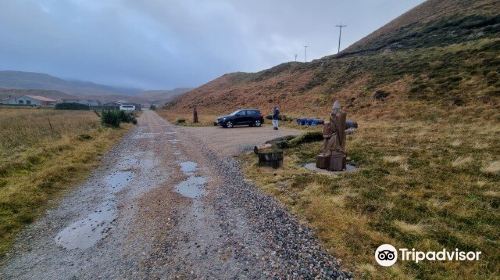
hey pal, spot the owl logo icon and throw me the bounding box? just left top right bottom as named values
left=375, top=244, right=398, bottom=266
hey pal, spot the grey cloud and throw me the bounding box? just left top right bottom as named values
left=0, top=0, right=424, bottom=89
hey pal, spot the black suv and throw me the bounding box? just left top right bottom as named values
left=215, top=109, right=264, bottom=128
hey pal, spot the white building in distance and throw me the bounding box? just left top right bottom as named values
left=1, top=95, right=57, bottom=107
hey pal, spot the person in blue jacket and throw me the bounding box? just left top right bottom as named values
left=272, top=106, right=280, bottom=130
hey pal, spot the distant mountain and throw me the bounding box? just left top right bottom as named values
left=0, top=71, right=141, bottom=97
left=0, top=71, right=193, bottom=104
left=0, top=88, right=77, bottom=100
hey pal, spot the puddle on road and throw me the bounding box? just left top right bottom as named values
left=105, top=171, right=134, bottom=193
left=180, top=161, right=197, bottom=174
left=54, top=147, right=168, bottom=250
left=55, top=169, right=136, bottom=250
left=175, top=161, right=207, bottom=199
left=55, top=167, right=134, bottom=250
left=175, top=176, right=207, bottom=198
left=55, top=202, right=116, bottom=250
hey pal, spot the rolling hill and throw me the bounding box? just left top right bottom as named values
left=0, top=71, right=192, bottom=104
left=0, top=71, right=141, bottom=97
left=0, top=88, right=76, bottom=101
left=168, top=0, right=499, bottom=118
left=140, top=88, right=192, bottom=104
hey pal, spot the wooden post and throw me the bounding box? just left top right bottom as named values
left=193, top=106, right=198, bottom=123
left=47, top=117, right=55, bottom=136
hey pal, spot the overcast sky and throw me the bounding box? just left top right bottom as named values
left=0, top=0, right=425, bottom=90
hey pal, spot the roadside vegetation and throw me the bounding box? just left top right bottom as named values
left=241, top=104, right=499, bottom=279
left=100, top=110, right=138, bottom=127
left=0, top=108, right=130, bottom=257
left=158, top=110, right=218, bottom=127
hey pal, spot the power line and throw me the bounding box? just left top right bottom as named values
left=336, top=24, right=347, bottom=53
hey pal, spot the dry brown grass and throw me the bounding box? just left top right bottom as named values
left=0, top=108, right=98, bottom=150
left=0, top=108, right=129, bottom=256
left=157, top=110, right=219, bottom=127
left=241, top=105, right=499, bottom=279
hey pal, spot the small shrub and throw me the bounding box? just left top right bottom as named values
left=101, top=110, right=137, bottom=127
left=118, top=110, right=133, bottom=123
left=176, top=118, right=186, bottom=124
left=101, top=110, right=121, bottom=127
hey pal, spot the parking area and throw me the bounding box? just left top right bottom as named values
left=180, top=125, right=301, bottom=156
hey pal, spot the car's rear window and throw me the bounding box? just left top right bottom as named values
left=247, top=110, right=260, bottom=115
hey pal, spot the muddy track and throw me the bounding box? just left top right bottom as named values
left=0, top=110, right=351, bottom=279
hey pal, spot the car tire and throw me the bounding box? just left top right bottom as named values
left=255, top=120, right=262, bottom=127
left=225, top=121, right=234, bottom=128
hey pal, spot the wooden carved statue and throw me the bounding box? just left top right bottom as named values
left=316, top=100, right=347, bottom=171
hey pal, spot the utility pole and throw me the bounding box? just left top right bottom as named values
left=336, top=24, right=347, bottom=53
left=304, top=45, right=308, bottom=62
left=294, top=54, right=298, bottom=62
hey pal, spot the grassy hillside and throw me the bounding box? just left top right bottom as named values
left=167, top=0, right=499, bottom=118
left=344, top=0, right=500, bottom=53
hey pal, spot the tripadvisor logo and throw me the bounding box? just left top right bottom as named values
left=375, top=244, right=398, bottom=266
left=375, top=244, right=481, bottom=267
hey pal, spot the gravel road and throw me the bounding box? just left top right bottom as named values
left=0, top=110, right=351, bottom=279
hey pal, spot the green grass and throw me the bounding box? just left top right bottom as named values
left=309, top=38, right=500, bottom=106
left=241, top=110, right=499, bottom=279
left=0, top=108, right=129, bottom=257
